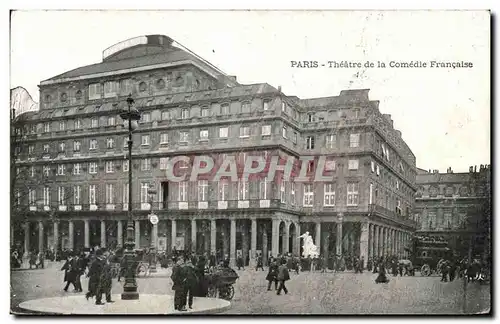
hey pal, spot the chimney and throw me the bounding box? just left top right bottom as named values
left=278, top=86, right=282, bottom=93
left=469, top=166, right=474, bottom=173
left=474, top=165, right=477, bottom=172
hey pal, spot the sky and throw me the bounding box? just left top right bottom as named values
left=9, top=10, right=490, bottom=173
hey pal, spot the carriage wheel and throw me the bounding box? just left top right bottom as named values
left=421, top=264, right=430, bottom=276
left=226, top=286, right=235, bottom=300
left=207, top=286, right=217, bottom=298
left=219, top=286, right=234, bottom=301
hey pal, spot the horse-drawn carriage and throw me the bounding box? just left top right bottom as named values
left=205, top=266, right=239, bottom=300
left=410, top=236, right=453, bottom=276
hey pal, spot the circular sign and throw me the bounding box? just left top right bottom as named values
left=149, top=214, right=159, bottom=225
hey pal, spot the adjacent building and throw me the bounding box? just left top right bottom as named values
left=11, top=35, right=418, bottom=266
left=415, top=165, right=491, bottom=258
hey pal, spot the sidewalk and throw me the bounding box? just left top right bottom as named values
left=12, top=260, right=63, bottom=272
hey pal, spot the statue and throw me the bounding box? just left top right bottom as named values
left=298, top=231, right=320, bottom=258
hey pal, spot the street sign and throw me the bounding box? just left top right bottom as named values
left=149, top=214, right=159, bottom=225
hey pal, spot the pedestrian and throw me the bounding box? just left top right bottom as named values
left=440, top=261, right=449, bottom=282
left=171, top=256, right=187, bottom=311
left=183, top=256, right=198, bottom=310
left=61, top=254, right=78, bottom=292
left=266, top=259, right=279, bottom=291
left=276, top=259, right=290, bottom=295
left=256, top=255, right=264, bottom=271
left=86, top=249, right=105, bottom=302
left=375, top=263, right=390, bottom=284
left=236, top=255, right=244, bottom=270
left=95, top=252, right=114, bottom=305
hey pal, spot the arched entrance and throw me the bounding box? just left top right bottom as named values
left=289, top=222, right=297, bottom=256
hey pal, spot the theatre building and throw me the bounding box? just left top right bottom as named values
left=11, top=35, right=418, bottom=267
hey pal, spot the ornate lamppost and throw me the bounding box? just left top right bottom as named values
left=148, top=188, right=158, bottom=273
left=120, top=95, right=141, bottom=300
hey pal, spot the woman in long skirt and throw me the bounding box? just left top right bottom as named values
left=375, top=263, right=390, bottom=283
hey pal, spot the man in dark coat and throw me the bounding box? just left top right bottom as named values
left=86, top=249, right=105, bottom=302
left=276, top=259, right=290, bottom=295
left=256, top=255, right=264, bottom=271
left=266, top=259, right=279, bottom=291
left=196, top=254, right=208, bottom=297
left=236, top=255, right=244, bottom=270
left=95, top=253, right=114, bottom=305
left=171, top=256, right=187, bottom=311
left=61, top=255, right=78, bottom=292
left=183, top=257, right=199, bottom=309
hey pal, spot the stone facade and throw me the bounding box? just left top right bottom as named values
left=11, top=35, right=418, bottom=267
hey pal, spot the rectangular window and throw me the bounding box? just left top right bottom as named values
left=160, top=133, right=169, bottom=144
left=326, top=134, right=336, bottom=148
left=75, top=119, right=82, bottom=129
left=240, top=126, right=250, bottom=138
left=44, top=123, right=51, bottom=133
left=290, top=182, right=296, bottom=206
left=308, top=114, right=315, bottom=122
left=73, top=163, right=81, bottom=175
left=371, top=161, right=375, bottom=173
left=74, top=185, right=81, bottom=205
left=141, top=135, right=150, bottom=146
left=281, top=102, right=286, bottom=112
left=43, top=144, right=50, bottom=154
left=123, top=160, right=129, bottom=172
left=161, top=110, right=170, bottom=120
left=241, top=102, right=251, bottom=113
left=89, top=162, right=97, bottom=174
left=59, top=121, right=66, bottom=132
left=348, top=159, right=359, bottom=170
left=181, top=109, right=189, bottom=119
left=104, top=81, right=119, bottom=98
left=259, top=177, right=268, bottom=200
left=201, top=107, right=209, bottom=117
left=324, top=183, right=336, bottom=206
left=123, top=184, right=129, bottom=204
left=303, top=184, right=314, bottom=207
left=43, top=187, right=50, bottom=205
left=89, top=185, right=96, bottom=205
left=293, top=132, right=297, bottom=144
left=179, top=131, right=189, bottom=143
left=89, top=83, right=102, bottom=100
left=218, top=180, right=228, bottom=201
left=263, top=99, right=271, bottom=111
left=107, top=116, right=115, bottom=126
left=58, top=142, right=66, bottom=153
left=43, top=166, right=50, bottom=176
left=141, top=113, right=151, bottom=123
left=57, top=164, right=65, bottom=175
left=396, top=199, right=402, bottom=215
left=178, top=182, right=187, bottom=202
left=73, top=141, right=81, bottom=152
left=120, top=79, right=132, bottom=95
left=198, top=180, right=208, bottom=201
left=282, top=126, right=287, bottom=139
left=141, top=158, right=151, bottom=171
left=58, top=187, right=65, bottom=205
left=280, top=182, right=285, bottom=203
left=221, top=103, right=230, bottom=115
left=238, top=179, right=248, bottom=200
left=140, top=183, right=149, bottom=204
left=200, top=129, right=209, bottom=140
left=29, top=189, right=36, bottom=205
left=306, top=136, right=315, bottom=150
left=91, top=118, right=99, bottom=128
left=28, top=145, right=34, bottom=155
left=261, top=125, right=271, bottom=136
left=219, top=127, right=228, bottom=138
left=106, top=184, right=114, bottom=204
left=347, top=183, right=359, bottom=206
left=30, top=166, right=35, bottom=177
left=369, top=183, right=373, bottom=204
left=90, top=139, right=97, bottom=150
left=376, top=165, right=380, bottom=176
left=349, top=133, right=360, bottom=148
left=105, top=161, right=114, bottom=173
left=160, top=157, right=169, bottom=170
left=106, top=138, right=114, bottom=149
left=123, top=137, right=128, bottom=148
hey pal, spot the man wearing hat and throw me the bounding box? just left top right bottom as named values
left=171, top=255, right=187, bottom=311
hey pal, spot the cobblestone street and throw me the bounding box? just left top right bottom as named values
left=10, top=263, right=490, bottom=315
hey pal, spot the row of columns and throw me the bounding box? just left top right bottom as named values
left=368, top=224, right=412, bottom=260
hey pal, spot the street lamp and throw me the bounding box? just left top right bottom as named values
left=148, top=188, right=158, bottom=273
left=120, top=95, right=141, bottom=300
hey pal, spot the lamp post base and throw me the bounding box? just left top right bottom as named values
left=121, top=221, right=139, bottom=300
